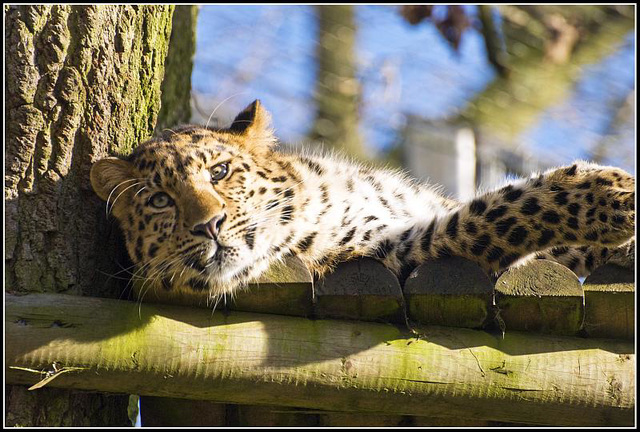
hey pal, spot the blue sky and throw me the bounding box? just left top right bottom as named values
left=191, top=5, right=635, bottom=173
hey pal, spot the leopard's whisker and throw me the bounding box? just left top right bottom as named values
left=206, top=92, right=247, bottom=129
left=108, top=181, right=146, bottom=215
left=134, top=186, right=147, bottom=198
left=106, top=178, right=146, bottom=218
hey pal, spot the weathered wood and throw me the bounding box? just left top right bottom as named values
left=494, top=260, right=584, bottom=335
left=404, top=257, right=493, bottom=328
left=136, top=257, right=313, bottom=424
left=233, top=257, right=313, bottom=316
left=6, top=293, right=634, bottom=426
left=132, top=257, right=313, bottom=316
left=582, top=264, right=634, bottom=340
left=315, top=257, right=404, bottom=322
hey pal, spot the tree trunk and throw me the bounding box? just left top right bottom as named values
left=309, top=5, right=364, bottom=159
left=155, top=5, right=199, bottom=132
left=5, top=4, right=174, bottom=426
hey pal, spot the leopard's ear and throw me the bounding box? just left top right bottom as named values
left=90, top=157, right=135, bottom=202
left=228, top=100, right=276, bottom=152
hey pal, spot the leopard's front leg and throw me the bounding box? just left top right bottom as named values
left=417, top=161, right=635, bottom=275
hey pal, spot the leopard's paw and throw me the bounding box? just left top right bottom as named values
left=606, top=238, right=635, bottom=271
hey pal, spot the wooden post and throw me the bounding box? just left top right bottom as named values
left=404, top=257, right=493, bottom=328
left=315, top=257, right=404, bottom=322
left=6, top=293, right=634, bottom=426
left=132, top=257, right=313, bottom=316
left=232, top=257, right=313, bottom=317
left=582, top=263, right=634, bottom=340
left=494, top=260, right=584, bottom=335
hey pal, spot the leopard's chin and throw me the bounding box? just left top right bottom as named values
left=178, top=251, right=256, bottom=292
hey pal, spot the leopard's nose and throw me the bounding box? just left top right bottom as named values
left=191, top=213, right=227, bottom=240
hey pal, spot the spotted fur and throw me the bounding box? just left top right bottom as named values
left=90, top=100, right=636, bottom=299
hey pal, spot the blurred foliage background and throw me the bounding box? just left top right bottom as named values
left=176, top=5, right=634, bottom=199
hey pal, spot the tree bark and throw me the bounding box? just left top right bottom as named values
left=309, top=5, right=364, bottom=159
left=155, top=5, right=199, bottom=132
left=5, top=4, right=174, bottom=426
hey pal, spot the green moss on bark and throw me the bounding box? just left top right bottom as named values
left=5, top=4, right=175, bottom=426
left=156, top=5, right=198, bottom=131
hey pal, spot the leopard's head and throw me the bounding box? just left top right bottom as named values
left=91, top=100, right=296, bottom=297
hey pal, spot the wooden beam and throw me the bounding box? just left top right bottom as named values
left=5, top=293, right=633, bottom=426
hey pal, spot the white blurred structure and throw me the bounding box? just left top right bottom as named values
left=401, top=117, right=476, bottom=201
left=401, top=116, right=548, bottom=200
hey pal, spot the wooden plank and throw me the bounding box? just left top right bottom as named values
left=314, top=257, right=403, bottom=322
left=6, top=293, right=634, bottom=426
left=582, top=263, right=634, bottom=340
left=494, top=260, right=584, bottom=336
left=404, top=257, right=493, bottom=328
left=138, top=255, right=314, bottom=429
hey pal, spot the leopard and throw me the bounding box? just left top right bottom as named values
left=90, top=100, right=635, bottom=302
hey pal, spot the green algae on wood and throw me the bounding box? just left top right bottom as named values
left=404, top=257, right=493, bottom=328
left=6, top=293, right=634, bottom=426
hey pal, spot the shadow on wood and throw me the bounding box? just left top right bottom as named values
left=6, top=293, right=634, bottom=426
left=404, top=257, right=494, bottom=328
left=315, top=257, right=404, bottom=323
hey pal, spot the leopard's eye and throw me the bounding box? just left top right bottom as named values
left=149, top=192, right=172, bottom=209
left=211, top=163, right=229, bottom=181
